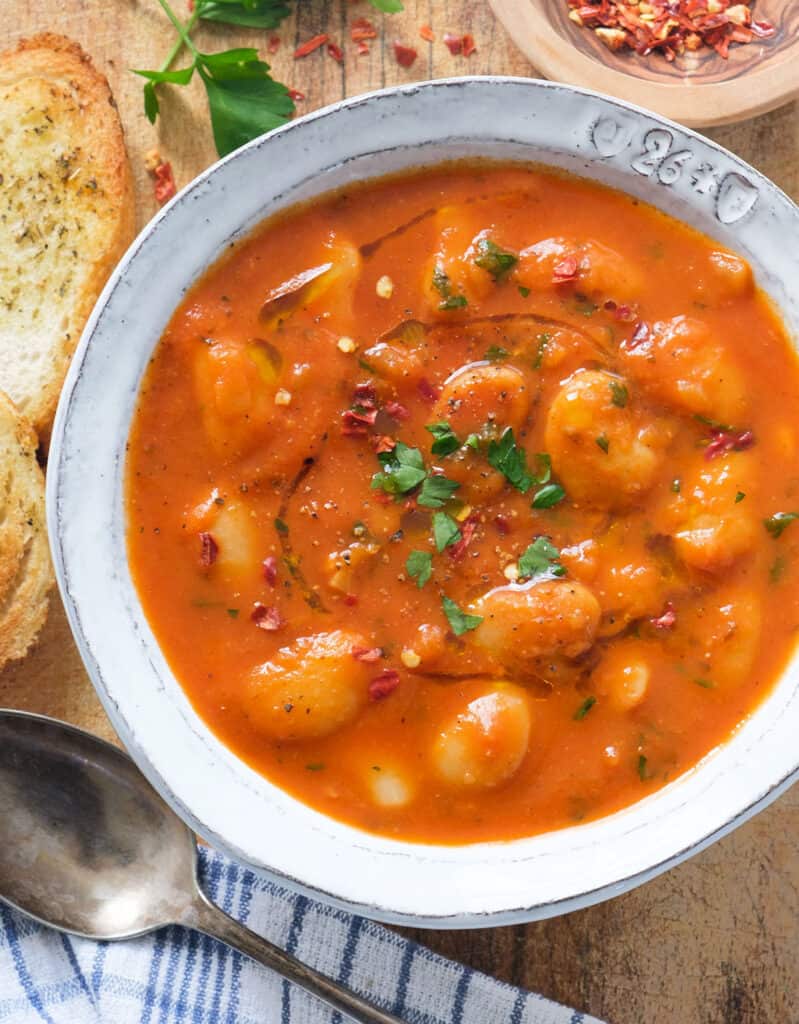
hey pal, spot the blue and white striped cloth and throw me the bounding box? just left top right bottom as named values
left=0, top=848, right=604, bottom=1024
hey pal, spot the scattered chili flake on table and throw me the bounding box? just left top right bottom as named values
left=352, top=18, right=378, bottom=43
left=419, top=24, right=435, bottom=41
left=147, top=159, right=176, bottom=206
left=288, top=88, right=306, bottom=102
left=327, top=40, right=345, bottom=63
left=267, top=35, right=281, bottom=54
left=462, top=33, right=477, bottom=56
left=443, top=32, right=463, bottom=55
left=393, top=41, right=418, bottom=67
left=566, top=0, right=776, bottom=61
left=294, top=34, right=329, bottom=59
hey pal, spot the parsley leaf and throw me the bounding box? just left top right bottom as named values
left=532, top=333, right=550, bottom=370
left=765, top=512, right=799, bottom=538
left=442, top=596, right=483, bottom=636
left=487, top=428, right=534, bottom=493
left=484, top=345, right=509, bottom=362
left=432, top=267, right=468, bottom=311
left=573, top=696, right=596, bottom=720
left=406, top=549, right=432, bottom=588
left=532, top=483, right=565, bottom=509
left=371, top=442, right=427, bottom=496
left=517, top=537, right=566, bottom=580
left=518, top=285, right=531, bottom=298
left=532, top=452, right=552, bottom=485
left=596, top=434, right=610, bottom=453
left=432, top=512, right=462, bottom=553
left=610, top=380, right=628, bottom=408
left=196, top=0, right=291, bottom=28
left=474, top=238, right=518, bottom=281
left=426, top=421, right=460, bottom=457
left=465, top=433, right=481, bottom=451
left=735, top=491, right=746, bottom=503
left=638, top=754, right=649, bottom=781
left=367, top=0, right=404, bottom=9
left=418, top=474, right=460, bottom=508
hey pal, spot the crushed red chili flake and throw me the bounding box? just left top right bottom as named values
left=267, top=34, right=281, bottom=54
left=628, top=319, right=650, bottom=349
left=351, top=645, right=382, bottom=662
left=385, top=400, right=409, bottom=420
left=494, top=514, right=512, bottom=535
left=288, top=88, right=306, bottom=102
left=342, top=407, right=378, bottom=436
left=704, top=427, right=755, bottom=460
left=251, top=604, right=284, bottom=631
left=566, top=0, right=775, bottom=62
left=353, top=383, right=378, bottom=408
left=199, top=531, right=218, bottom=568
left=153, top=162, right=176, bottom=205
left=651, top=601, right=676, bottom=630
left=393, top=41, right=418, bottom=67
left=262, top=555, right=278, bottom=585
left=294, top=34, right=329, bottom=59
left=343, top=593, right=359, bottom=606
left=417, top=378, right=441, bottom=403
left=462, top=33, right=477, bottom=56
left=372, top=434, right=397, bottom=454
left=356, top=40, right=370, bottom=55
left=449, top=515, right=479, bottom=561
left=552, top=255, right=579, bottom=284
left=327, top=40, right=345, bottom=63
left=419, top=24, right=435, bottom=41
left=443, top=32, right=463, bottom=54
left=351, top=17, right=377, bottom=42
left=369, top=669, right=401, bottom=701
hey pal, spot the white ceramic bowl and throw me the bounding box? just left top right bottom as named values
left=49, top=77, right=799, bottom=928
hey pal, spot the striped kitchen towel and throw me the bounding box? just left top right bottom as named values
left=0, top=847, right=604, bottom=1024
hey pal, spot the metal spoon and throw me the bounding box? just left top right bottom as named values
left=0, top=708, right=403, bottom=1024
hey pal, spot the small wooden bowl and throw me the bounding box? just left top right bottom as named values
left=489, top=0, right=799, bottom=127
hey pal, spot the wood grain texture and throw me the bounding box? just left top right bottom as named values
left=2, top=4, right=799, bottom=1022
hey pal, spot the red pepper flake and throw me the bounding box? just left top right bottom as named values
left=199, top=531, right=218, bottom=568
left=262, top=555, right=278, bottom=586
left=651, top=601, right=676, bottom=630
left=393, top=41, right=418, bottom=67
left=251, top=603, right=284, bottom=631
left=343, top=593, right=359, bottom=606
left=356, top=40, right=370, bottom=55
left=294, top=34, right=329, bottom=59
left=417, top=378, right=440, bottom=403
left=462, top=33, right=477, bottom=56
left=385, top=400, right=409, bottom=421
left=267, top=34, right=281, bottom=54
left=449, top=515, right=478, bottom=561
left=288, top=88, right=305, bottom=102
left=351, top=17, right=377, bottom=42
left=342, top=407, right=378, bottom=436
left=494, top=514, right=511, bottom=535
left=419, top=24, right=435, bottom=42
left=372, top=434, right=397, bottom=455
left=369, top=669, right=401, bottom=701
left=327, top=40, right=345, bottom=63
left=628, top=320, right=650, bottom=349
left=566, top=0, right=773, bottom=63
left=443, top=32, right=463, bottom=55
left=351, top=645, right=382, bottom=663
left=153, top=162, right=176, bottom=205
left=353, top=383, right=378, bottom=408
left=552, top=255, right=579, bottom=284
left=704, top=427, right=755, bottom=460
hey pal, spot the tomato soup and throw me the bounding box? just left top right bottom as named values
left=126, top=163, right=799, bottom=843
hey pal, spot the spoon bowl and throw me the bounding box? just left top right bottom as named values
left=0, top=708, right=403, bottom=1024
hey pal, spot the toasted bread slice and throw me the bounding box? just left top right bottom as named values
left=0, top=391, right=52, bottom=667
left=0, top=33, right=135, bottom=440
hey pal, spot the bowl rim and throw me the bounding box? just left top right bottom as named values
left=48, top=75, right=799, bottom=927
left=489, top=0, right=799, bottom=128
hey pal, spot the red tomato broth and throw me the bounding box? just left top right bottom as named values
left=126, top=162, right=799, bottom=843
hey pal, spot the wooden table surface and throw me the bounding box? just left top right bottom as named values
left=3, top=4, right=798, bottom=1022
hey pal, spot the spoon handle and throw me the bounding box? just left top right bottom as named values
left=187, top=889, right=405, bottom=1024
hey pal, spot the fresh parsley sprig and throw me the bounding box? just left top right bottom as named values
left=517, top=537, right=566, bottom=580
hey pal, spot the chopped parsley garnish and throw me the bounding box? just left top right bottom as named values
left=426, top=421, right=461, bottom=456
left=532, top=333, right=550, bottom=370
left=518, top=285, right=531, bottom=298
left=418, top=474, right=460, bottom=508
left=532, top=483, right=566, bottom=509
left=572, top=295, right=597, bottom=317
left=596, top=434, right=610, bottom=454
left=406, top=549, right=432, bottom=588
left=441, top=595, right=483, bottom=636
left=305, top=762, right=325, bottom=772
left=735, top=491, right=746, bottom=504
left=226, top=608, right=239, bottom=618
left=765, top=512, right=799, bottom=538
left=610, top=381, right=628, bottom=408
left=473, top=238, right=518, bottom=281
left=532, top=452, right=552, bottom=484
left=694, top=413, right=733, bottom=432
left=770, top=554, right=788, bottom=584
left=465, top=433, right=481, bottom=451
left=694, top=677, right=715, bottom=689
left=637, top=754, right=649, bottom=781
left=484, top=345, right=509, bottom=362
left=487, top=427, right=534, bottom=493
left=371, top=442, right=427, bottom=496
left=671, top=479, right=681, bottom=494
left=274, top=517, right=289, bottom=534
left=432, top=512, right=462, bottom=553
left=517, top=537, right=566, bottom=580
left=432, top=267, right=468, bottom=311
left=573, top=696, right=596, bottom=720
